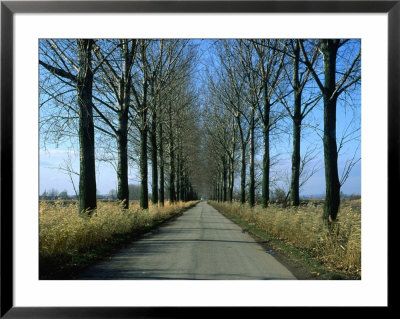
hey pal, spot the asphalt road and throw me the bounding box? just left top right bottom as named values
left=75, top=201, right=296, bottom=280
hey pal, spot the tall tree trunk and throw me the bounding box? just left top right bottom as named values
left=185, top=175, right=190, bottom=201
left=323, top=96, right=340, bottom=221
left=77, top=39, right=97, bottom=215
left=249, top=106, right=255, bottom=207
left=229, top=158, right=234, bottom=202
left=138, top=41, right=149, bottom=210
left=240, top=143, right=246, bottom=204
left=117, top=40, right=134, bottom=209
left=290, top=42, right=302, bottom=207
left=216, top=180, right=220, bottom=202
left=227, top=158, right=232, bottom=202
left=227, top=157, right=233, bottom=203
left=228, top=130, right=235, bottom=203
left=262, top=88, right=270, bottom=208
left=169, top=156, right=176, bottom=203
left=290, top=115, right=301, bottom=206
left=222, top=157, right=227, bottom=202
left=139, top=126, right=149, bottom=209
left=219, top=173, right=221, bottom=202
left=322, top=40, right=341, bottom=221
left=262, top=127, right=270, bottom=208
left=158, top=122, right=165, bottom=206
left=169, top=117, right=176, bottom=203
left=176, top=151, right=181, bottom=202
left=236, top=117, right=247, bottom=204
left=117, top=111, right=129, bottom=209
left=150, top=114, right=158, bottom=205
left=180, top=166, right=185, bottom=201
left=220, top=171, right=224, bottom=202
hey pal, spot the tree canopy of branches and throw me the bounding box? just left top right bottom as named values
left=201, top=38, right=360, bottom=223
left=40, top=38, right=360, bottom=223
left=40, top=39, right=201, bottom=211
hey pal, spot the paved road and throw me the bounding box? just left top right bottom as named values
left=75, top=201, right=296, bottom=280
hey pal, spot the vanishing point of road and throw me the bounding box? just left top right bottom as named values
left=76, top=201, right=296, bottom=280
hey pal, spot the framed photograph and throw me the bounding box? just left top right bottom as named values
left=1, top=0, right=395, bottom=316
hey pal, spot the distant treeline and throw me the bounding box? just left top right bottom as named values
left=39, top=184, right=175, bottom=201
left=40, top=185, right=360, bottom=203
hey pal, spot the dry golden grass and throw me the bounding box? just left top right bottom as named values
left=211, top=199, right=361, bottom=277
left=39, top=200, right=196, bottom=260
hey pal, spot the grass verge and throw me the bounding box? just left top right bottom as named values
left=209, top=201, right=360, bottom=280
left=39, top=200, right=198, bottom=280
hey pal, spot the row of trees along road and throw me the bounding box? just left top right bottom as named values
left=40, top=39, right=360, bottom=223
left=202, top=39, right=360, bottom=222
left=40, top=39, right=201, bottom=214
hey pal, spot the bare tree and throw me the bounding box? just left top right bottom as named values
left=300, top=39, right=361, bottom=221
left=202, top=93, right=237, bottom=204
left=91, top=39, right=137, bottom=209
left=39, top=39, right=97, bottom=214
left=250, top=39, right=286, bottom=208
left=273, top=39, right=321, bottom=206
left=58, top=151, right=79, bottom=198
left=236, top=41, right=262, bottom=207
left=212, top=40, right=251, bottom=204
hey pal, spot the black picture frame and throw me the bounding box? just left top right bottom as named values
left=1, top=0, right=394, bottom=317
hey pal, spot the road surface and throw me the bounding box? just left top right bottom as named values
left=75, top=201, right=296, bottom=280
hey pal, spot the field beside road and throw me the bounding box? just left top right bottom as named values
left=39, top=200, right=198, bottom=279
left=209, top=199, right=361, bottom=279
left=39, top=199, right=360, bottom=280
